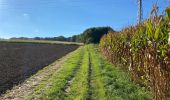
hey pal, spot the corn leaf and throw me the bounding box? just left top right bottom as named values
left=154, top=26, right=160, bottom=41
left=146, top=20, right=153, bottom=39
left=166, top=7, right=170, bottom=19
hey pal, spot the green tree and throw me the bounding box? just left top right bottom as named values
left=81, top=27, right=114, bottom=44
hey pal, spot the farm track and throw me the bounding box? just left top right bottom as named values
left=64, top=52, right=84, bottom=94
left=64, top=47, right=89, bottom=100
left=63, top=45, right=152, bottom=100
left=64, top=47, right=93, bottom=100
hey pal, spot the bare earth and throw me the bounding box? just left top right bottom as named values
left=0, top=51, right=72, bottom=100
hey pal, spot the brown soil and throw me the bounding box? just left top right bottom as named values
left=0, top=42, right=79, bottom=95
left=0, top=50, right=72, bottom=100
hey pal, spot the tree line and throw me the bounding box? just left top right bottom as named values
left=10, top=26, right=114, bottom=44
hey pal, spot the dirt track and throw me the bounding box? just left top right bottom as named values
left=0, top=42, right=79, bottom=94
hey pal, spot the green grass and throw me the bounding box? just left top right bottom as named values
left=65, top=46, right=89, bottom=100
left=25, top=45, right=152, bottom=100
left=89, top=45, right=107, bottom=100
left=89, top=44, right=152, bottom=100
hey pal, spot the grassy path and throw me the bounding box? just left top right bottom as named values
left=89, top=45, right=152, bottom=100
left=65, top=47, right=89, bottom=99
left=66, top=45, right=152, bottom=100
left=25, top=46, right=85, bottom=100
left=0, top=45, right=153, bottom=100
left=89, top=45, right=107, bottom=100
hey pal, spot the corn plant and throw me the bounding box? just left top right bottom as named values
left=99, top=5, right=170, bottom=100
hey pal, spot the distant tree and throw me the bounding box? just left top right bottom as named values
left=10, top=37, right=17, bottom=40
left=71, top=35, right=76, bottom=42
left=76, top=35, right=82, bottom=42
left=34, top=37, right=42, bottom=40
left=81, top=27, right=114, bottom=44
left=54, top=36, right=66, bottom=41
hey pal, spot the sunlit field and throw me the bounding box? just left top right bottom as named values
left=0, top=0, right=170, bottom=100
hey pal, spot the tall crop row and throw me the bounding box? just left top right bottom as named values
left=99, top=5, right=170, bottom=100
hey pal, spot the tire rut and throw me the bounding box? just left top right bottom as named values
left=87, top=51, right=92, bottom=100
left=63, top=51, right=84, bottom=94
left=64, top=63, right=82, bottom=93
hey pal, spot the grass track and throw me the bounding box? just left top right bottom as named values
left=89, top=45, right=107, bottom=100
left=25, top=46, right=84, bottom=100
left=89, top=45, right=152, bottom=100
left=23, top=45, right=152, bottom=100
left=65, top=46, right=89, bottom=100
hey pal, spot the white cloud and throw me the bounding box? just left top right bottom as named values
left=23, top=13, right=30, bottom=20
left=23, top=13, right=28, bottom=16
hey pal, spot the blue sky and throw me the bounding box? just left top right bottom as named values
left=0, top=0, right=169, bottom=38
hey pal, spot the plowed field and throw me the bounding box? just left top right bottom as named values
left=0, top=42, right=79, bottom=94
